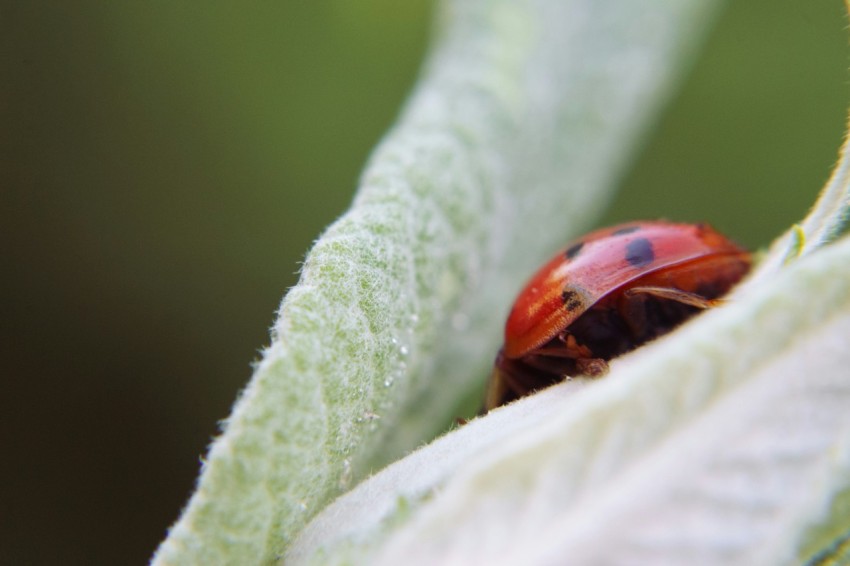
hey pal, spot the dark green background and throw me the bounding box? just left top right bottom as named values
left=2, top=2, right=846, bottom=563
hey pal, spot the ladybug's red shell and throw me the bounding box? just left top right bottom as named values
left=503, top=222, right=746, bottom=358
left=488, top=221, right=750, bottom=410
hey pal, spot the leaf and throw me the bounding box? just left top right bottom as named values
left=152, top=0, right=726, bottom=563
left=284, top=48, right=850, bottom=566
left=285, top=8, right=850, bottom=566
left=286, top=230, right=850, bottom=565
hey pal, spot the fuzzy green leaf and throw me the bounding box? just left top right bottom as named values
left=153, top=0, right=725, bottom=563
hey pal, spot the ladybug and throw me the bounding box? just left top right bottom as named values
left=485, top=221, right=751, bottom=410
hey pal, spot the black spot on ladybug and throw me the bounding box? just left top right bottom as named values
left=562, top=288, right=584, bottom=311
left=612, top=225, right=641, bottom=236
left=565, top=242, right=584, bottom=260
left=625, top=238, right=655, bottom=267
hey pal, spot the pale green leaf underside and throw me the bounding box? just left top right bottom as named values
left=152, top=1, right=724, bottom=563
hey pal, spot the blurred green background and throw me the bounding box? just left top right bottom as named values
left=1, top=1, right=847, bottom=563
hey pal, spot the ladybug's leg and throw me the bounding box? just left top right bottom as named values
left=623, top=286, right=718, bottom=309
left=512, top=349, right=608, bottom=381
left=618, top=285, right=717, bottom=344
left=575, top=357, right=609, bottom=377
left=484, top=366, right=511, bottom=411
left=487, top=352, right=537, bottom=410
left=535, top=333, right=593, bottom=359
left=557, top=333, right=608, bottom=377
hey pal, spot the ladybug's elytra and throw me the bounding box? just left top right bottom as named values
left=485, top=221, right=751, bottom=410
